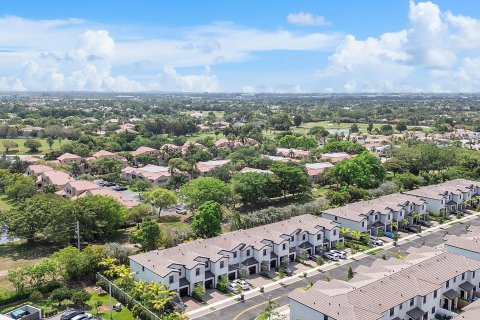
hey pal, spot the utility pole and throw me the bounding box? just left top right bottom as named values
left=109, top=282, right=113, bottom=320
left=75, top=221, right=80, bottom=250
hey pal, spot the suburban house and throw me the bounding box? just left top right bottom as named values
left=304, top=162, right=334, bottom=183
left=238, top=167, right=273, bottom=174
left=404, top=179, right=480, bottom=215
left=276, top=148, right=311, bottom=159
left=444, top=226, right=480, bottom=261
left=78, top=188, right=138, bottom=208
left=36, top=170, right=73, bottom=189
left=181, top=142, right=208, bottom=155
left=320, top=152, right=353, bottom=163
left=25, top=164, right=53, bottom=177
left=121, top=165, right=172, bottom=186
left=289, top=246, right=480, bottom=320
left=264, top=155, right=299, bottom=163
left=321, top=193, right=427, bottom=235
left=56, top=153, right=82, bottom=165
left=129, top=214, right=340, bottom=296
left=88, top=150, right=128, bottom=167
left=214, top=138, right=258, bottom=149
left=131, top=147, right=158, bottom=164
left=195, top=160, right=231, bottom=176
left=61, top=180, right=100, bottom=198
left=452, top=299, right=480, bottom=319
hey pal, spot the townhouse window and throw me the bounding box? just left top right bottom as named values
left=196, top=268, right=200, bottom=276
left=389, top=307, right=394, bottom=316
left=220, top=261, right=224, bottom=269
left=362, top=222, right=365, bottom=227
left=410, top=298, right=414, bottom=306
left=302, top=234, right=306, bottom=241
left=473, top=271, right=476, bottom=278
left=333, top=230, right=337, bottom=236
left=317, top=234, right=321, bottom=240
left=291, top=236, right=294, bottom=242
left=462, top=272, right=465, bottom=280
left=399, top=303, right=402, bottom=310
left=446, top=280, right=450, bottom=288
left=263, top=249, right=267, bottom=256
left=282, top=243, right=286, bottom=250
left=246, top=249, right=250, bottom=256
left=434, top=290, right=438, bottom=298
left=453, top=276, right=456, bottom=283
left=431, top=307, right=435, bottom=314
left=423, top=296, right=426, bottom=304
left=233, top=252, right=237, bottom=258
left=323, top=316, right=328, bottom=320
left=388, top=215, right=391, bottom=220
left=142, top=266, right=145, bottom=272
left=169, top=276, right=174, bottom=284
left=375, top=215, right=379, bottom=221
left=334, top=216, right=338, bottom=221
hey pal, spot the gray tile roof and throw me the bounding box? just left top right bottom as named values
left=404, top=179, right=479, bottom=200
left=406, top=306, right=426, bottom=320
left=130, top=214, right=337, bottom=277
left=289, top=248, right=480, bottom=320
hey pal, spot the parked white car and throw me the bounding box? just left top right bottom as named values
left=233, top=279, right=250, bottom=290
left=330, top=250, right=347, bottom=259
left=370, top=238, right=384, bottom=246
left=71, top=313, right=92, bottom=320
left=227, top=282, right=239, bottom=292
left=324, top=251, right=339, bottom=261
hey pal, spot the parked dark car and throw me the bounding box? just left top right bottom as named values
left=407, top=224, right=419, bottom=232
left=276, top=267, right=293, bottom=276
left=418, top=219, right=433, bottom=227
left=112, top=186, right=127, bottom=191
left=61, top=310, right=85, bottom=320
left=103, top=181, right=115, bottom=187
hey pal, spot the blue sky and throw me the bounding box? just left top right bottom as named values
left=0, top=0, right=480, bottom=92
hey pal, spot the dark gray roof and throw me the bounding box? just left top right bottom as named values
left=371, top=221, right=385, bottom=228
left=447, top=200, right=457, bottom=205
left=242, top=257, right=258, bottom=266
left=460, top=281, right=475, bottom=291
left=205, top=270, right=215, bottom=279
left=270, top=251, right=278, bottom=259
left=229, top=263, right=239, bottom=271
left=443, top=288, right=460, bottom=300
left=298, top=242, right=313, bottom=249
left=179, top=278, right=190, bottom=287
left=406, top=307, right=426, bottom=320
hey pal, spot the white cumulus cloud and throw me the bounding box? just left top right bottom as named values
left=287, top=12, right=331, bottom=26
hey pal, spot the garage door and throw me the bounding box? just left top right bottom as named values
left=205, top=279, right=214, bottom=289
left=289, top=253, right=295, bottom=262
left=179, top=287, right=189, bottom=297
left=248, top=265, right=257, bottom=275
left=228, top=272, right=236, bottom=280
left=270, top=259, right=277, bottom=268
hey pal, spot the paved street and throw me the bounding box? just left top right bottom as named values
left=194, top=215, right=480, bottom=320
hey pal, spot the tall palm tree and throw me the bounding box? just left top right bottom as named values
left=410, top=212, right=421, bottom=224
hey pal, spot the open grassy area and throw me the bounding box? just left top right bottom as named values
left=186, top=132, right=225, bottom=142
left=0, top=240, right=55, bottom=273
left=0, top=138, right=62, bottom=155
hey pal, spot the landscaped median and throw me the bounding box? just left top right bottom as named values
left=186, top=209, right=480, bottom=319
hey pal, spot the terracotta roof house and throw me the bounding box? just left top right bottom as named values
left=276, top=148, right=311, bottom=159
left=132, top=146, right=157, bottom=158
left=238, top=167, right=273, bottom=174
left=130, top=214, right=340, bottom=297
left=57, top=153, right=82, bottom=164
left=37, top=170, right=73, bottom=188
left=182, top=142, right=208, bottom=155
left=289, top=247, right=480, bottom=320
left=89, top=150, right=128, bottom=167
left=25, top=164, right=53, bottom=177
left=304, top=162, right=334, bottom=183
left=196, top=160, right=231, bottom=176
left=62, top=180, right=99, bottom=198
left=79, top=188, right=139, bottom=208
left=121, top=165, right=172, bottom=186
left=321, top=152, right=353, bottom=163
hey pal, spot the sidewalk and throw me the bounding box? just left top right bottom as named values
left=187, top=210, right=480, bottom=318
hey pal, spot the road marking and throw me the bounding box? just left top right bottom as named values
left=232, top=296, right=282, bottom=320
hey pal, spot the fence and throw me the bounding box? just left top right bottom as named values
left=95, top=273, right=160, bottom=320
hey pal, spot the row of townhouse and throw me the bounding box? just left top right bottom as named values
left=129, top=214, right=341, bottom=296
left=289, top=246, right=480, bottom=320
left=321, top=179, right=480, bottom=236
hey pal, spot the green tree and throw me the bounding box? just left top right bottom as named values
left=231, top=172, right=280, bottom=205
left=90, top=157, right=123, bottom=174
left=350, top=123, right=359, bottom=133
left=385, top=158, right=408, bottom=176
left=180, top=177, right=234, bottom=210
left=192, top=283, right=206, bottom=301
left=396, top=120, right=408, bottom=132
left=3, top=139, right=18, bottom=152
left=191, top=201, right=223, bottom=238
left=130, top=178, right=151, bottom=192
left=135, top=153, right=153, bottom=166
left=142, top=187, right=177, bottom=214
left=259, top=300, right=281, bottom=320
left=126, top=204, right=155, bottom=224
left=394, top=172, right=423, bottom=190
left=24, top=139, right=42, bottom=152
left=130, top=219, right=162, bottom=251
left=308, top=126, right=329, bottom=143
left=71, top=289, right=92, bottom=308
left=293, top=115, right=303, bottom=127
left=50, top=287, right=72, bottom=306
left=347, top=267, right=355, bottom=280
left=320, top=141, right=366, bottom=154
left=4, top=174, right=36, bottom=200
left=216, top=275, right=229, bottom=293
left=0, top=194, right=69, bottom=243
left=51, top=247, right=89, bottom=281
left=270, top=162, right=310, bottom=196
left=47, top=137, right=54, bottom=149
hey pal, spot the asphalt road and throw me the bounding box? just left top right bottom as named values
left=198, top=216, right=480, bottom=320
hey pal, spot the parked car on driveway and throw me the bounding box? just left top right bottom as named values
left=370, top=237, right=384, bottom=246
left=418, top=219, right=433, bottom=227
left=309, top=254, right=322, bottom=261
left=227, top=282, right=239, bottom=292
left=61, top=311, right=85, bottom=320
left=407, top=224, right=419, bottom=232
left=276, top=267, right=293, bottom=276
left=72, top=313, right=93, bottom=320
left=384, top=231, right=396, bottom=239
left=329, top=250, right=347, bottom=259
left=233, top=279, right=250, bottom=290
left=324, top=251, right=339, bottom=261
left=112, top=185, right=127, bottom=191
left=175, top=206, right=187, bottom=214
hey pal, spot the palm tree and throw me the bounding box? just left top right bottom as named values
left=400, top=218, right=409, bottom=229
left=340, top=227, right=351, bottom=238
left=350, top=230, right=363, bottom=240
left=410, top=212, right=421, bottom=224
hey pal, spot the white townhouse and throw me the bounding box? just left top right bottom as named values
left=321, top=193, right=427, bottom=235
left=129, top=214, right=340, bottom=296
left=404, top=179, right=480, bottom=215
left=289, top=246, right=480, bottom=320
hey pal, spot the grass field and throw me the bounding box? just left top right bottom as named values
left=0, top=138, right=62, bottom=155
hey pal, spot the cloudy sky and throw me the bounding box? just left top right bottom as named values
left=1, top=0, right=480, bottom=93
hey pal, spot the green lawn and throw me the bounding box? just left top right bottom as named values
left=186, top=132, right=225, bottom=142
left=0, top=138, right=62, bottom=155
